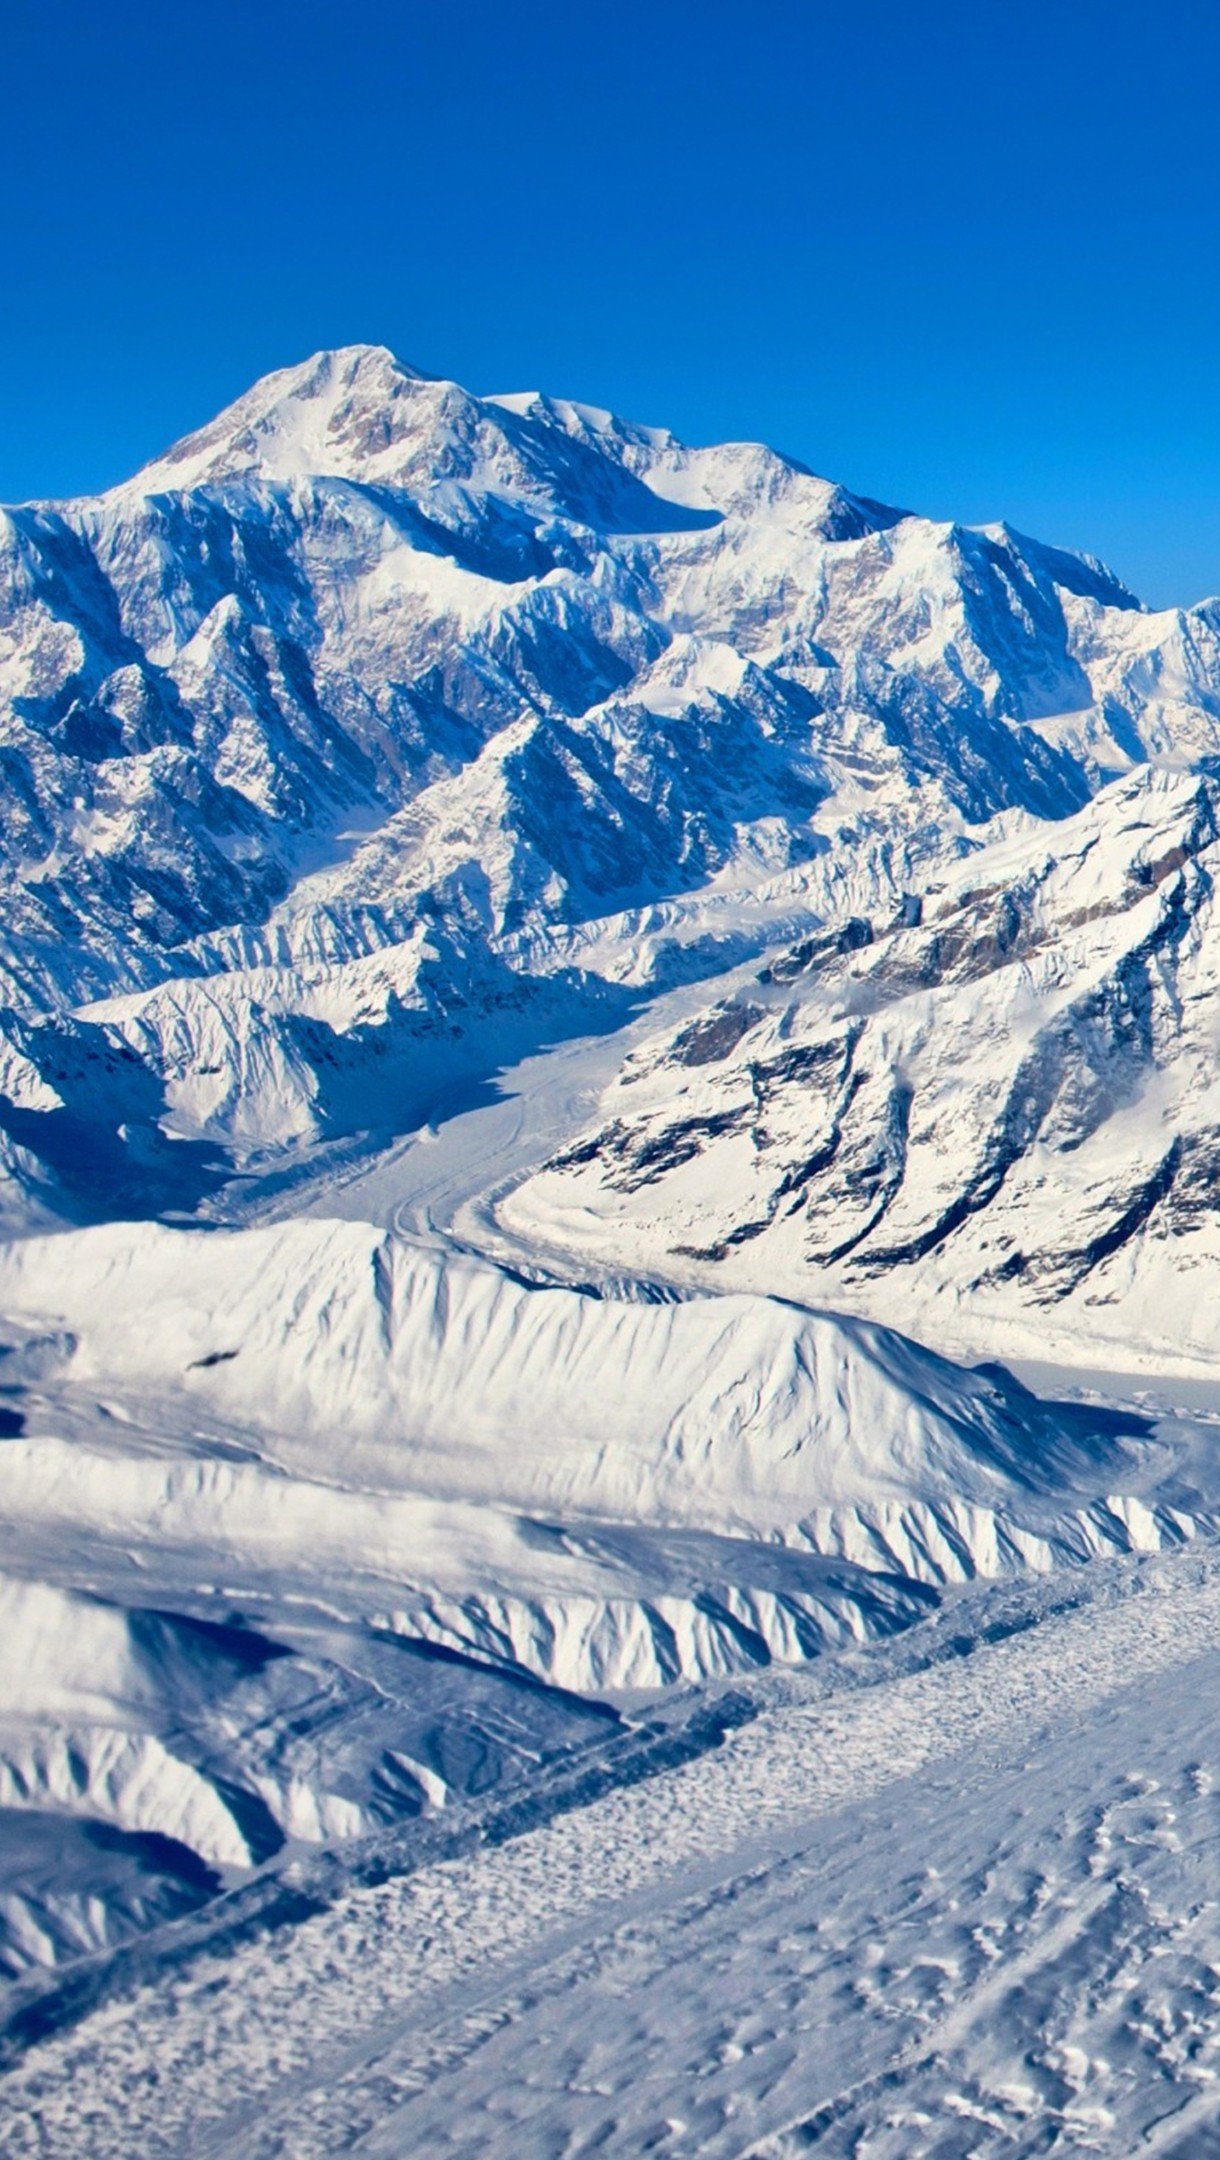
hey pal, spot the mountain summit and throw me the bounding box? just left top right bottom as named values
left=121, top=344, right=432, bottom=493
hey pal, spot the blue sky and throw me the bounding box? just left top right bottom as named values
left=4, top=0, right=1219, bottom=604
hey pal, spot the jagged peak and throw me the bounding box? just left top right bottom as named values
left=977, top=520, right=1144, bottom=612
left=102, top=343, right=451, bottom=501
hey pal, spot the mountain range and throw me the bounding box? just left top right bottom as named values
left=8, top=347, right=1220, bottom=2101
left=5, top=342, right=1220, bottom=1249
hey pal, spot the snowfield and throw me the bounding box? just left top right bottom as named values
left=7, top=346, right=1220, bottom=2153
left=10, top=1547, right=1220, bottom=2157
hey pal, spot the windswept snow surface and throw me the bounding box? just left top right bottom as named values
left=10, top=348, right=1220, bottom=2152
left=11, top=1550, right=1220, bottom=2157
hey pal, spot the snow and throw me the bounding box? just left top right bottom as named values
left=8, top=1545, right=1220, bottom=2155
left=11, top=343, right=1220, bottom=2152
left=0, top=1217, right=1166, bottom=1544
left=504, top=762, right=1220, bottom=1374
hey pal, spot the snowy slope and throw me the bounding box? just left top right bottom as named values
left=0, top=1206, right=1202, bottom=2013
left=0, top=1217, right=1172, bottom=1562
left=507, top=762, right=1220, bottom=1368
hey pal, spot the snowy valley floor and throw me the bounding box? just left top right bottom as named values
left=8, top=1541, right=1220, bottom=2155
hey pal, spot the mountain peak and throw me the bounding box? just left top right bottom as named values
left=116, top=343, right=443, bottom=498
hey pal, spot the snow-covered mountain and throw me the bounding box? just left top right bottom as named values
left=6, top=343, right=1220, bottom=1230
left=12, top=345, right=1220, bottom=2110
left=509, top=761, right=1220, bottom=1369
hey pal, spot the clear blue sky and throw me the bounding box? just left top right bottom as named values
left=5, top=0, right=1219, bottom=605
